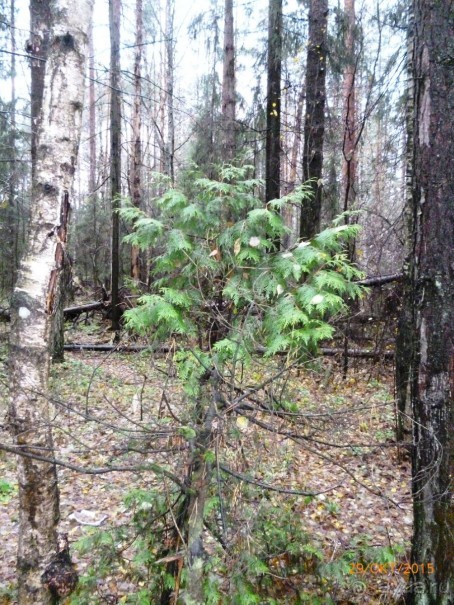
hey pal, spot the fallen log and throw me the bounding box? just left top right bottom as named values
left=63, top=301, right=106, bottom=318
left=64, top=343, right=394, bottom=359
left=320, top=347, right=394, bottom=359
left=64, top=343, right=151, bottom=352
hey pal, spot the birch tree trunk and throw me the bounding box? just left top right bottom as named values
left=285, top=72, right=304, bottom=195
left=8, top=1, right=93, bottom=603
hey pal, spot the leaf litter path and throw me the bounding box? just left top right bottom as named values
left=0, top=347, right=412, bottom=604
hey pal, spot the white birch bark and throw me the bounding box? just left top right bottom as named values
left=8, top=1, right=93, bottom=603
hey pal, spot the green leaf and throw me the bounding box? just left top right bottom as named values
left=160, top=288, right=193, bottom=309
left=167, top=229, right=193, bottom=253
left=178, top=426, right=197, bottom=440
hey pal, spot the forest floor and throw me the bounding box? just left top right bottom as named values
left=0, top=313, right=414, bottom=605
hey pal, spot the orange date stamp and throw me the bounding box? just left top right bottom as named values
left=349, top=562, right=435, bottom=575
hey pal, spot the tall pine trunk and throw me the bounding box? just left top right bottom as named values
left=265, top=0, right=282, bottom=205
left=406, top=0, right=454, bottom=602
left=8, top=2, right=93, bottom=602
left=300, top=0, right=328, bottom=239
left=221, top=0, right=236, bottom=162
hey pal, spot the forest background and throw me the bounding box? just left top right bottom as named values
left=0, top=0, right=452, bottom=604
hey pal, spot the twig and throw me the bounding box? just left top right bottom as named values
left=219, top=464, right=343, bottom=496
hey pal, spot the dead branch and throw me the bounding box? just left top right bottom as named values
left=63, top=301, right=106, bottom=318
left=355, top=272, right=403, bottom=287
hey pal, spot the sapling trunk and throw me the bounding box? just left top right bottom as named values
left=183, top=376, right=216, bottom=604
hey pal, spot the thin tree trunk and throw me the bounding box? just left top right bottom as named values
left=88, top=22, right=97, bottom=199
left=221, top=0, right=236, bottom=162
left=300, top=0, right=328, bottom=239
left=130, top=0, right=144, bottom=283
left=181, top=377, right=217, bottom=605
left=281, top=74, right=304, bottom=248
left=395, top=8, right=415, bottom=444
left=165, top=0, right=175, bottom=183
left=285, top=72, right=304, bottom=195
left=340, top=0, right=357, bottom=377
left=88, top=23, right=100, bottom=286
left=8, top=2, right=93, bottom=603
left=9, top=0, right=18, bottom=288
left=341, top=0, right=356, bottom=217
left=207, top=17, right=220, bottom=178
left=109, top=0, right=122, bottom=335
left=265, top=0, right=282, bottom=205
left=406, top=0, right=454, bottom=602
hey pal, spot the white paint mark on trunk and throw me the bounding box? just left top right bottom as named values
left=18, top=307, right=31, bottom=319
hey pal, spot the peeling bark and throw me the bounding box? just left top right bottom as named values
left=8, top=2, right=93, bottom=603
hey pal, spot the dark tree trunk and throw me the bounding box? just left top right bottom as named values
left=221, top=0, right=236, bottom=162
left=406, top=1, right=454, bottom=603
left=341, top=0, right=357, bottom=217
left=299, top=0, right=328, bottom=240
left=28, top=0, right=52, bottom=183
left=109, top=0, right=122, bottom=335
left=265, top=0, right=282, bottom=204
left=50, top=209, right=72, bottom=364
